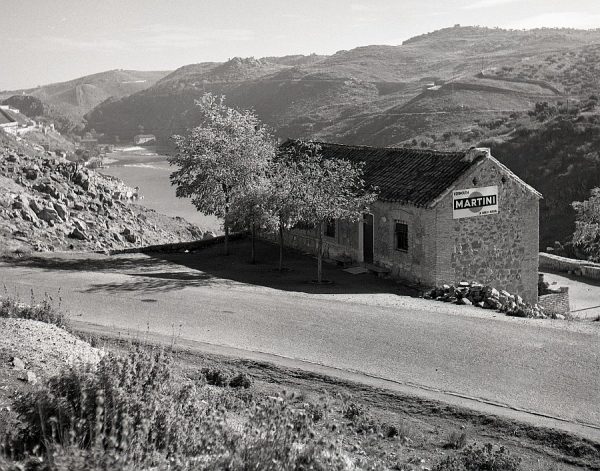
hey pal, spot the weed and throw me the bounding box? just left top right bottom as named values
left=444, top=430, right=468, bottom=449
left=0, top=287, right=68, bottom=329
left=434, top=443, right=521, bottom=471
left=342, top=401, right=363, bottom=421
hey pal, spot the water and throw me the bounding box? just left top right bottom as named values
left=99, top=147, right=222, bottom=233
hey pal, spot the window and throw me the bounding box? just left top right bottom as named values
left=325, top=218, right=336, bottom=238
left=395, top=222, right=408, bottom=251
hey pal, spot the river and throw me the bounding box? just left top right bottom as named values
left=99, top=147, right=222, bottom=234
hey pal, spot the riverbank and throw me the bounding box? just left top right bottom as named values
left=100, top=148, right=222, bottom=233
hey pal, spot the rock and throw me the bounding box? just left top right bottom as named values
left=7, top=154, right=19, bottom=163
left=73, top=201, right=85, bottom=211
left=38, top=207, right=62, bottom=224
left=457, top=297, right=472, bottom=305
left=72, top=218, right=87, bottom=233
left=12, top=357, right=25, bottom=370
left=20, top=207, right=39, bottom=223
left=68, top=228, right=87, bottom=240
left=17, top=370, right=37, bottom=384
left=555, top=314, right=566, bottom=320
left=124, top=233, right=137, bottom=243
left=29, top=198, right=44, bottom=214
left=53, top=202, right=69, bottom=221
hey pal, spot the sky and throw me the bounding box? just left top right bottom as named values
left=1, top=0, right=600, bottom=90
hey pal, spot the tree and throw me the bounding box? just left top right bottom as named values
left=266, top=154, right=307, bottom=271
left=572, top=188, right=600, bottom=261
left=289, top=141, right=378, bottom=283
left=170, top=93, right=275, bottom=255
left=226, top=176, right=277, bottom=264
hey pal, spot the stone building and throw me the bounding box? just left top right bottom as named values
left=280, top=142, right=542, bottom=303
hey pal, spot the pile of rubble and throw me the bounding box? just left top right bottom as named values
left=424, top=281, right=554, bottom=319
left=0, top=134, right=204, bottom=254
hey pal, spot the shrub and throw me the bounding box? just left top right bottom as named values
left=444, top=430, right=468, bottom=449
left=202, top=367, right=230, bottom=387
left=342, top=401, right=363, bottom=421
left=4, top=348, right=350, bottom=470
left=0, top=289, right=68, bottom=329
left=229, top=373, right=252, bottom=389
left=434, top=443, right=521, bottom=471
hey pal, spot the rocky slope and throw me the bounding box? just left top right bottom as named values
left=0, top=132, right=204, bottom=254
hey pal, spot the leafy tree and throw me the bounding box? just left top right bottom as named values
left=170, top=93, right=275, bottom=254
left=572, top=188, right=600, bottom=261
left=288, top=141, right=378, bottom=283
left=267, top=153, right=309, bottom=271
left=226, top=176, right=277, bottom=264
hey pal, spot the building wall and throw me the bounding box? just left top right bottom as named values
left=370, top=202, right=438, bottom=286
left=433, top=158, right=540, bottom=303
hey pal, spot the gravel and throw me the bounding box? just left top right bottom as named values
left=0, top=318, right=103, bottom=376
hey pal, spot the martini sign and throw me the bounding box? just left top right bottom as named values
left=452, top=186, right=498, bottom=219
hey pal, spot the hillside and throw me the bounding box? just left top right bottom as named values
left=82, top=26, right=600, bottom=246
left=85, top=27, right=600, bottom=143
left=0, top=131, right=203, bottom=254
left=0, top=69, right=171, bottom=132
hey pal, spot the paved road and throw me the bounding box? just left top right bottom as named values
left=1, top=253, right=599, bottom=439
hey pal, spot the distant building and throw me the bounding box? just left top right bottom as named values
left=277, top=141, right=542, bottom=303
left=0, top=105, right=29, bottom=135
left=134, top=134, right=156, bottom=145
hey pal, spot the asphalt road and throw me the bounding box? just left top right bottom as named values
left=1, top=253, right=599, bottom=439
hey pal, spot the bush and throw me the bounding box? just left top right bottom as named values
left=342, top=401, right=363, bottom=421
left=4, top=348, right=349, bottom=470
left=202, top=367, right=230, bottom=387
left=434, top=443, right=521, bottom=471
left=229, top=373, right=252, bottom=389
left=0, top=289, right=68, bottom=329
left=444, top=430, right=468, bottom=449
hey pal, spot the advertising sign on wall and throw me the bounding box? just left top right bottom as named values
left=452, top=186, right=498, bottom=219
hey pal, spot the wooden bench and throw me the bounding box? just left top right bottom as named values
left=365, top=263, right=391, bottom=278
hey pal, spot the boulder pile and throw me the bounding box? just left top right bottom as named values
left=0, top=134, right=204, bottom=254
left=424, top=281, right=554, bottom=319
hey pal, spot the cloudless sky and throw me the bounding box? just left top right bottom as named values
left=1, top=0, right=600, bottom=90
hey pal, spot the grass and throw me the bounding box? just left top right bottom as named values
left=0, top=286, right=69, bottom=330
left=1, top=347, right=350, bottom=470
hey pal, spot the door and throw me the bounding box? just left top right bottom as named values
left=363, top=213, right=374, bottom=263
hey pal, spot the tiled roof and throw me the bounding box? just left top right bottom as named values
left=282, top=140, right=486, bottom=207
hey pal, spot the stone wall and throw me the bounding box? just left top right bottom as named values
left=370, top=202, right=438, bottom=287
left=539, top=252, right=600, bottom=280
left=538, top=287, right=570, bottom=317
left=433, top=158, right=540, bottom=303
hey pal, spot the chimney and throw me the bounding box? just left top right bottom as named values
left=464, top=147, right=490, bottom=162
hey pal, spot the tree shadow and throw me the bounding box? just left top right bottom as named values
left=81, top=272, right=222, bottom=294
left=3, top=239, right=418, bottom=296
left=147, top=239, right=418, bottom=296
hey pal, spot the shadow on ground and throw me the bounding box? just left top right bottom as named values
left=147, top=239, right=417, bottom=296
left=2, top=239, right=418, bottom=296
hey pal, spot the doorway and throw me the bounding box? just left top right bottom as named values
left=363, top=213, right=374, bottom=263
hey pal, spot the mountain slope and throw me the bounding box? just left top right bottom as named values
left=0, top=69, right=171, bottom=132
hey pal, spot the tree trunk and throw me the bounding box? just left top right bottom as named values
left=251, top=223, right=256, bottom=264
left=317, top=220, right=324, bottom=283
left=223, top=187, right=230, bottom=256
left=278, top=220, right=284, bottom=271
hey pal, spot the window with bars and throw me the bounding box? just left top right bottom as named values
left=325, top=218, right=336, bottom=238
left=395, top=221, right=408, bottom=251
